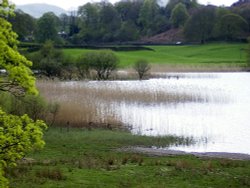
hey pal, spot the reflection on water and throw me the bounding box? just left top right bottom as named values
left=108, top=73, right=250, bottom=154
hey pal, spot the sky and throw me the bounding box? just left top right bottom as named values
left=11, top=0, right=238, bottom=10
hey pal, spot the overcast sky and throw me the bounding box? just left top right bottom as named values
left=11, top=0, right=237, bottom=10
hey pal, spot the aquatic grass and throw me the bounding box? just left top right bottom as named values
left=37, top=80, right=204, bottom=128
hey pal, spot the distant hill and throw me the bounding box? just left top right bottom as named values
left=16, top=3, right=67, bottom=18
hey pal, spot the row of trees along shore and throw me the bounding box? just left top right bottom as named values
left=9, top=0, right=250, bottom=44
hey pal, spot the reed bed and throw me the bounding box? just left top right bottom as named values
left=37, top=80, right=203, bottom=128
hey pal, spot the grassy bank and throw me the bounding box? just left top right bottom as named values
left=63, top=43, right=247, bottom=68
left=8, top=127, right=250, bottom=187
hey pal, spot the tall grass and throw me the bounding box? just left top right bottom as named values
left=37, top=80, right=201, bottom=128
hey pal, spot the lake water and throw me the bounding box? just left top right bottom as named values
left=100, top=73, right=250, bottom=155
left=46, top=73, right=250, bottom=155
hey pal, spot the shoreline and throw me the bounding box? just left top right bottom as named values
left=121, top=147, right=250, bottom=160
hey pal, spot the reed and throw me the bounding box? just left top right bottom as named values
left=37, top=80, right=202, bottom=128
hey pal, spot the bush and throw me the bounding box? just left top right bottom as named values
left=0, top=92, right=59, bottom=125
left=83, top=50, right=119, bottom=80
left=133, top=59, right=151, bottom=80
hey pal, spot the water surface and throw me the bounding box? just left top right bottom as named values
left=100, top=73, right=250, bottom=154
left=45, top=73, right=250, bottom=154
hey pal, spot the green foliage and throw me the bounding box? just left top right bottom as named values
left=219, top=13, right=249, bottom=41
left=77, top=3, right=101, bottom=43
left=35, top=12, right=60, bottom=43
left=83, top=50, right=119, bottom=80
left=30, top=41, right=63, bottom=77
left=0, top=92, right=46, bottom=120
left=0, top=17, right=37, bottom=95
left=166, top=0, right=197, bottom=14
left=170, top=3, right=189, bottom=28
left=117, top=21, right=139, bottom=42
left=9, top=10, right=36, bottom=41
left=184, top=7, right=216, bottom=43
left=134, top=59, right=151, bottom=80
left=75, top=55, right=90, bottom=79
left=138, top=0, right=160, bottom=36
left=247, top=37, right=250, bottom=67
left=0, top=108, right=47, bottom=187
left=99, top=2, right=121, bottom=42
left=0, top=1, right=47, bottom=186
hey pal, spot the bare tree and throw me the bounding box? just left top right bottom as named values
left=134, top=59, right=151, bottom=80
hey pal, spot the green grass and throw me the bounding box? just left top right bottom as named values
left=63, top=43, right=247, bottom=68
left=7, top=127, right=250, bottom=188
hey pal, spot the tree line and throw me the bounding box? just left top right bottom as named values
left=9, top=0, right=250, bottom=44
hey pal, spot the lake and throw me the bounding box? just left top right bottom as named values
left=38, top=73, right=250, bottom=155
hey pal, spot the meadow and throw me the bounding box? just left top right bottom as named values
left=63, top=43, right=247, bottom=69
left=7, top=127, right=250, bottom=187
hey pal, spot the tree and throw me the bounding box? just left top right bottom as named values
left=166, top=0, right=197, bottom=17
left=35, top=12, right=60, bottom=43
left=219, top=13, right=248, bottom=41
left=0, top=1, right=47, bottom=186
left=212, top=7, right=232, bottom=39
left=99, top=2, right=121, bottom=42
left=134, top=59, right=151, bottom=80
left=170, top=3, right=189, bottom=28
left=138, top=0, right=160, bottom=36
left=184, top=6, right=216, bottom=43
left=78, top=3, right=101, bottom=43
left=84, top=50, right=119, bottom=80
left=247, top=37, right=250, bottom=68
left=8, top=9, right=36, bottom=41
left=30, top=41, right=63, bottom=77
left=117, top=21, right=139, bottom=42
left=75, top=54, right=90, bottom=79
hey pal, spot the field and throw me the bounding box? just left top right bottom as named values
left=8, top=127, right=250, bottom=187
left=63, top=43, right=247, bottom=68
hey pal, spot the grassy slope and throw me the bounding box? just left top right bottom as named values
left=63, top=43, right=247, bottom=68
left=8, top=128, right=250, bottom=188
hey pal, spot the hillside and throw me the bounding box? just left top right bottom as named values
left=140, top=28, right=185, bottom=44
left=16, top=3, right=67, bottom=18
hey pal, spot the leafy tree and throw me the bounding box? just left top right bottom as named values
left=115, top=0, right=143, bottom=22
left=75, top=54, right=90, bottom=79
left=8, top=9, right=36, bottom=41
left=219, top=13, right=248, bottom=41
left=184, top=6, right=216, bottom=44
left=247, top=37, right=250, bottom=68
left=35, top=12, right=60, bottom=43
left=134, top=59, right=151, bottom=80
left=84, top=50, right=119, bottom=80
left=166, top=0, right=197, bottom=17
left=30, top=41, right=63, bottom=77
left=170, top=3, right=189, bottom=28
left=78, top=3, right=101, bottom=43
left=138, top=0, right=160, bottom=36
left=239, top=6, right=250, bottom=31
left=117, top=21, right=139, bottom=42
left=99, top=2, right=121, bottom=42
left=0, top=1, right=47, bottom=186
left=212, top=7, right=232, bottom=39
